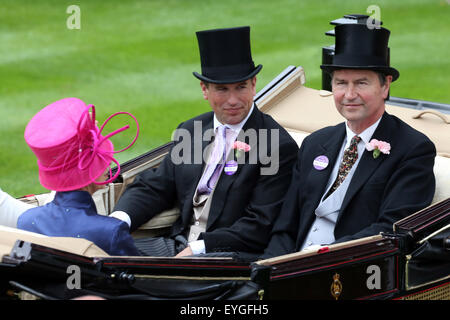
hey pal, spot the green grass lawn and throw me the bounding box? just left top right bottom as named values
left=1, top=0, right=449, bottom=197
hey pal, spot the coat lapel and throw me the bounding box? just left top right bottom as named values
left=305, top=125, right=346, bottom=204
left=206, top=107, right=261, bottom=229
left=181, top=115, right=214, bottom=221
left=295, top=124, right=346, bottom=248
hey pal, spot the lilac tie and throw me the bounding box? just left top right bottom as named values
left=197, top=125, right=229, bottom=195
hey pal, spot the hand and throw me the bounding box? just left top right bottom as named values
left=175, top=246, right=193, bottom=257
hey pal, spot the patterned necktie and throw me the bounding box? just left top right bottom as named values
left=197, top=125, right=230, bottom=195
left=324, top=135, right=361, bottom=199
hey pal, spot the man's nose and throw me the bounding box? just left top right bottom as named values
left=344, top=84, right=357, bottom=100
left=227, top=92, right=240, bottom=106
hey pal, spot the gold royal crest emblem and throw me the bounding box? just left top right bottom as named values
left=330, top=273, right=343, bottom=300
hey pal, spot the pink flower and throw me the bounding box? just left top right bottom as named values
left=365, top=139, right=391, bottom=159
left=232, top=141, right=251, bottom=158
left=233, top=141, right=251, bottom=152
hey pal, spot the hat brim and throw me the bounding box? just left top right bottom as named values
left=38, top=139, right=114, bottom=192
left=193, top=64, right=262, bottom=84
left=320, top=64, right=399, bottom=82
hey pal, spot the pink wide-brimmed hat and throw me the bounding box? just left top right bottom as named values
left=24, top=97, right=139, bottom=191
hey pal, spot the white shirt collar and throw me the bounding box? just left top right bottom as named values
left=213, top=104, right=254, bottom=133
left=344, top=115, right=382, bottom=149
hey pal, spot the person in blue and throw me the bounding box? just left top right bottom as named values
left=17, top=97, right=140, bottom=256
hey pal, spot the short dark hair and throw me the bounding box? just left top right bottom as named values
left=376, top=72, right=387, bottom=86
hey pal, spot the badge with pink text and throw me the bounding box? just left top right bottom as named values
left=313, top=155, right=329, bottom=171
left=224, top=160, right=238, bottom=175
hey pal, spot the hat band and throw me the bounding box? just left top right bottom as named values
left=38, top=105, right=139, bottom=186
left=333, top=53, right=388, bottom=68
left=201, top=63, right=256, bottom=80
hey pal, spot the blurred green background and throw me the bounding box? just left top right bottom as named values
left=1, top=0, right=449, bottom=197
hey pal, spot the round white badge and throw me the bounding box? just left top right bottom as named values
left=313, top=155, right=329, bottom=171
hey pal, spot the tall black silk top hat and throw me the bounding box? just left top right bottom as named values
left=193, top=26, right=262, bottom=84
left=320, top=24, right=399, bottom=81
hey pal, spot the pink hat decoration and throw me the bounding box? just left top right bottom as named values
left=24, top=97, right=139, bottom=191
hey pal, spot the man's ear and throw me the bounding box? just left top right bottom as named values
left=200, top=81, right=209, bottom=100
left=251, top=77, right=257, bottom=96
left=382, top=75, right=393, bottom=100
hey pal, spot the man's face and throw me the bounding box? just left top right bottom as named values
left=332, top=69, right=392, bottom=133
left=200, top=77, right=256, bottom=125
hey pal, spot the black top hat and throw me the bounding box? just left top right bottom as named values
left=193, top=26, right=262, bottom=84
left=321, top=24, right=399, bottom=81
